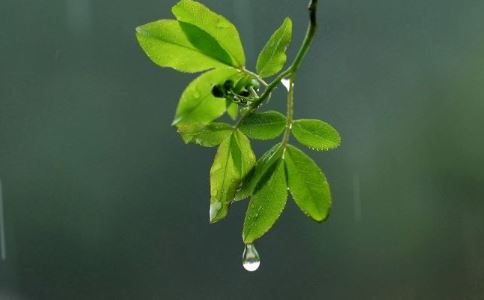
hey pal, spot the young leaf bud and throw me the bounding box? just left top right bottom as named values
left=250, top=79, right=260, bottom=90
left=211, top=85, right=225, bottom=98
left=223, top=80, right=234, bottom=92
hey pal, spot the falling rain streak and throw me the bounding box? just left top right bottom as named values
left=0, top=179, right=6, bottom=261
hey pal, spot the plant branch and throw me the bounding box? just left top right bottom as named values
left=237, top=0, right=318, bottom=124
left=241, top=68, right=268, bottom=87
left=281, top=75, right=296, bottom=146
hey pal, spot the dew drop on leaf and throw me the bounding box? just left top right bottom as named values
left=242, top=244, right=260, bottom=272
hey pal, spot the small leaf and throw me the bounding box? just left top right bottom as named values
left=235, top=143, right=283, bottom=201
left=256, top=18, right=292, bottom=78
left=172, top=0, right=246, bottom=67
left=177, top=122, right=233, bottom=147
left=210, top=130, right=255, bottom=223
left=239, top=111, right=286, bottom=140
left=285, top=145, right=331, bottom=222
left=233, top=130, right=257, bottom=182
left=173, top=68, right=243, bottom=126
left=136, top=20, right=231, bottom=73
left=292, top=119, right=341, bottom=151
left=226, top=100, right=238, bottom=120
left=243, top=160, right=288, bottom=244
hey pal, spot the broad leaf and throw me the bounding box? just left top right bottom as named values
left=292, top=119, right=341, bottom=151
left=285, top=145, right=331, bottom=222
left=173, top=68, right=243, bottom=126
left=239, top=111, right=286, bottom=140
left=172, top=0, right=246, bottom=67
left=210, top=130, right=255, bottom=223
left=177, top=122, right=233, bottom=147
left=136, top=20, right=231, bottom=73
left=256, top=18, right=292, bottom=78
left=235, top=143, right=283, bottom=201
left=243, top=160, right=287, bottom=243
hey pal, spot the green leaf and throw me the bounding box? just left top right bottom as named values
left=172, top=0, right=246, bottom=67
left=226, top=100, right=238, bottom=120
left=243, top=160, right=287, bottom=244
left=292, top=119, right=341, bottom=151
left=233, top=130, right=257, bottom=184
left=235, top=143, right=283, bottom=201
left=177, top=122, right=233, bottom=147
left=173, top=68, right=243, bottom=126
left=136, top=20, right=232, bottom=73
left=210, top=130, right=255, bottom=223
left=239, top=111, right=286, bottom=140
left=285, top=145, right=331, bottom=222
left=256, top=17, right=292, bottom=78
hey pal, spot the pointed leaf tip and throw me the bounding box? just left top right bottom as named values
left=243, top=160, right=288, bottom=243
left=285, top=145, right=331, bottom=222
left=209, top=130, right=255, bottom=223
left=172, top=0, right=246, bottom=67
left=256, top=17, right=293, bottom=78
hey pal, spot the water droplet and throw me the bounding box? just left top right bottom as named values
left=242, top=244, right=260, bottom=272
left=209, top=201, right=222, bottom=221
left=281, top=78, right=291, bottom=91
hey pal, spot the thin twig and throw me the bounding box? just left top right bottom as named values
left=236, top=0, right=319, bottom=126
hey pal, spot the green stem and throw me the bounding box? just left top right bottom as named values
left=241, top=68, right=268, bottom=87
left=238, top=0, right=318, bottom=122
left=291, top=0, right=318, bottom=74
left=281, top=75, right=296, bottom=146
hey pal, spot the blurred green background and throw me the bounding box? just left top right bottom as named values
left=1, top=0, right=484, bottom=299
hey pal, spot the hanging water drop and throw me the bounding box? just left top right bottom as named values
left=242, top=244, right=260, bottom=272
left=281, top=78, right=291, bottom=91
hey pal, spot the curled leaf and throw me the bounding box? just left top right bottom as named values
left=210, top=130, right=255, bottom=223
left=173, top=68, right=243, bottom=126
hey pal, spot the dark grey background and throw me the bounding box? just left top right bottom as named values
left=1, top=0, right=484, bottom=299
